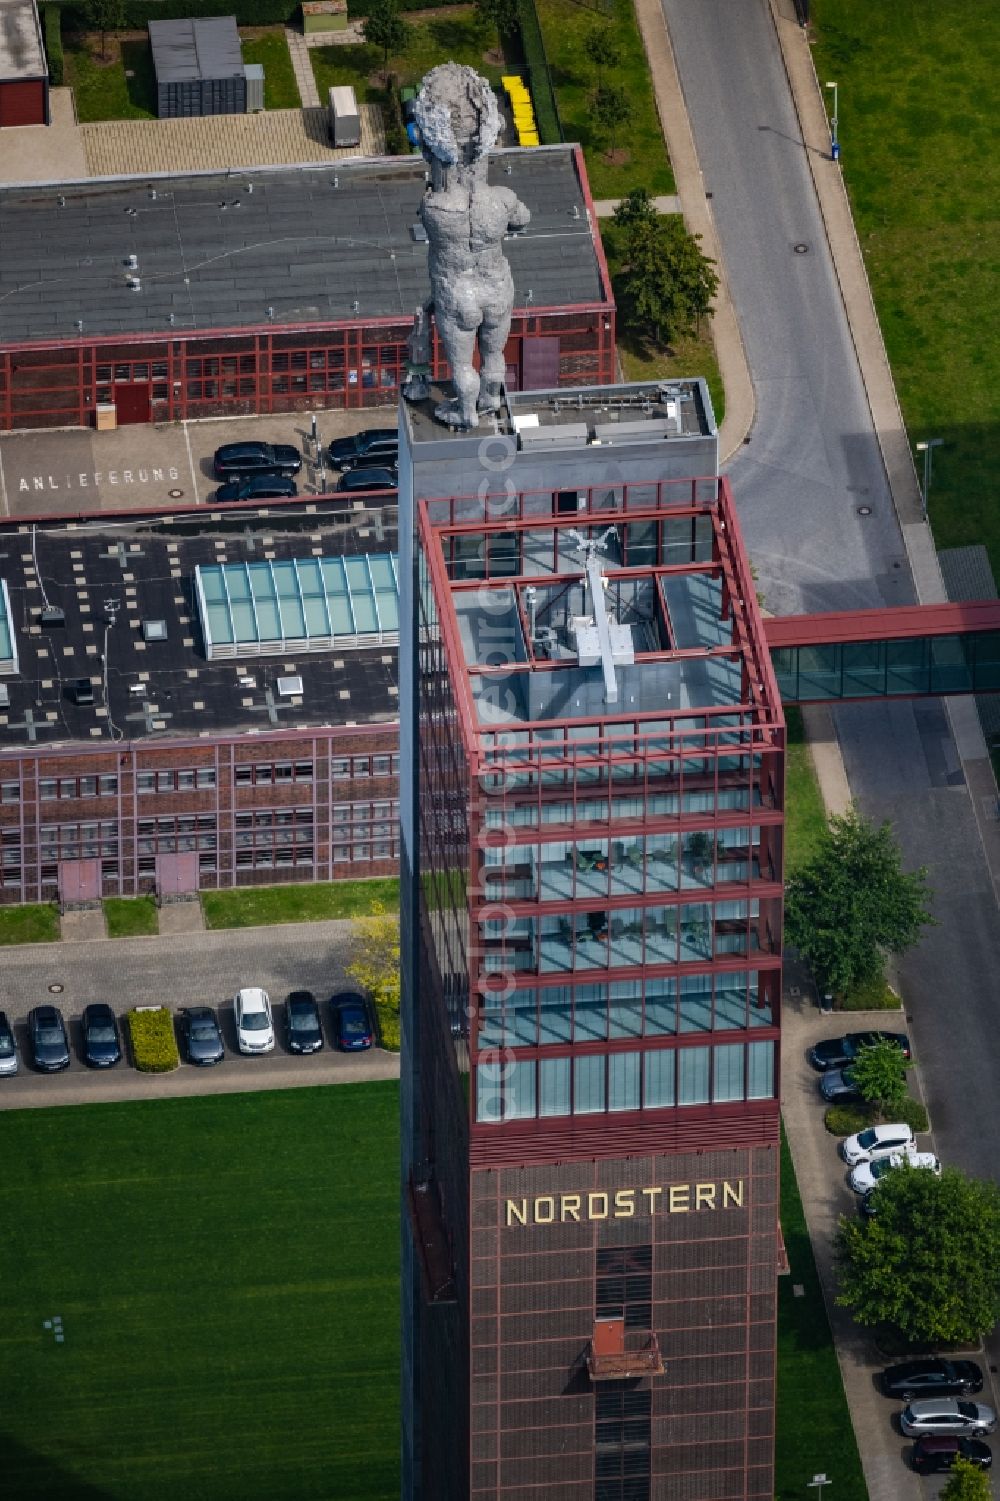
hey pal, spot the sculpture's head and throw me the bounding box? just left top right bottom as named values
left=414, top=62, right=501, bottom=169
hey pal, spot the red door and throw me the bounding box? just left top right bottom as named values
left=114, top=382, right=152, bottom=424
left=0, top=80, right=46, bottom=127
left=520, top=336, right=561, bottom=391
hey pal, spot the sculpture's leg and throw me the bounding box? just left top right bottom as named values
left=477, top=303, right=514, bottom=414
left=434, top=313, right=480, bottom=430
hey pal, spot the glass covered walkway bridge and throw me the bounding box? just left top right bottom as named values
left=764, top=601, right=1000, bottom=704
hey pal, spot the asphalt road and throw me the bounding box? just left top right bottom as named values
left=0, top=920, right=399, bottom=1109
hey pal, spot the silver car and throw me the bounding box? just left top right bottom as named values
left=0, top=1010, right=18, bottom=1076
left=900, top=1400, right=997, bottom=1438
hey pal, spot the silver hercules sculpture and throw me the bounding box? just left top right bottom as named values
left=403, top=62, right=530, bottom=430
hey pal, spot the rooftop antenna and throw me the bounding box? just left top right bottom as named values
left=566, top=528, right=631, bottom=705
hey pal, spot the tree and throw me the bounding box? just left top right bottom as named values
left=847, top=1038, right=907, bottom=1118
left=592, top=82, right=632, bottom=155
left=836, top=1166, right=1000, bottom=1345
left=346, top=901, right=400, bottom=1049
left=940, top=1458, right=993, bottom=1501
left=784, top=806, right=933, bottom=999
left=615, top=213, right=719, bottom=346
left=85, top=0, right=126, bottom=61
left=474, top=0, right=522, bottom=53
left=612, top=187, right=658, bottom=231
left=362, top=0, right=409, bottom=77
left=583, top=24, right=623, bottom=85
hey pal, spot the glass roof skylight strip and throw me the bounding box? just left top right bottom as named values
left=0, top=579, right=18, bottom=674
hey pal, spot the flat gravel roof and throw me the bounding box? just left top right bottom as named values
left=0, top=147, right=608, bottom=346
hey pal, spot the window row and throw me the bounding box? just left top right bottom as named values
left=481, top=901, right=765, bottom=975
left=483, top=828, right=766, bottom=901
left=332, top=800, right=398, bottom=826
left=16, top=775, right=120, bottom=801
left=136, top=769, right=218, bottom=793
left=330, top=754, right=398, bottom=780
left=475, top=1041, right=776, bottom=1122
left=6, top=756, right=401, bottom=802
left=483, top=785, right=759, bottom=829
left=332, top=841, right=396, bottom=861
left=233, top=762, right=314, bottom=786
left=477, top=972, right=774, bottom=1047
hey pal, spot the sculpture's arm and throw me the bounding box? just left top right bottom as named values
left=499, top=188, right=531, bottom=232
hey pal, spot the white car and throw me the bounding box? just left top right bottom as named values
left=841, top=1122, right=914, bottom=1167
left=234, top=987, right=275, bottom=1055
left=849, top=1147, right=940, bottom=1195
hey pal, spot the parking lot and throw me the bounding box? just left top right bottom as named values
left=0, top=918, right=399, bottom=1109
left=0, top=405, right=397, bottom=519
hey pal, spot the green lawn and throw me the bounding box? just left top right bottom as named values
left=201, top=876, right=399, bottom=928
left=783, top=706, right=829, bottom=875
left=777, top=1126, right=868, bottom=1501
left=242, top=30, right=301, bottom=110
left=310, top=10, right=506, bottom=105
left=0, top=902, right=60, bottom=945
left=534, top=0, right=674, bottom=199
left=0, top=1085, right=401, bottom=1500
left=64, top=36, right=156, bottom=122
left=103, top=896, right=158, bottom=938
left=812, top=0, right=1000, bottom=576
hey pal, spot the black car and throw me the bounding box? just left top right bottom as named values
left=0, top=1009, right=19, bottom=1077
left=214, top=474, right=298, bottom=503
left=819, top=1065, right=863, bottom=1103
left=212, top=441, right=302, bottom=480
left=808, top=1030, right=911, bottom=1072
left=285, top=990, right=324, bottom=1055
left=331, top=992, right=373, bottom=1052
left=882, top=1358, right=984, bottom=1400
left=335, top=465, right=397, bottom=493
left=179, top=1006, right=225, bottom=1066
left=912, top=1437, right=993, bottom=1474
left=81, top=1003, right=122, bottom=1068
left=328, top=427, right=398, bottom=471
left=28, top=1005, right=71, bottom=1072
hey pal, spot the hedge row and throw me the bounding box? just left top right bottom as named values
left=126, top=1006, right=180, bottom=1073
left=55, top=0, right=465, bottom=31
left=824, top=1094, right=929, bottom=1139
left=44, top=4, right=64, bottom=85
left=517, top=0, right=562, bottom=145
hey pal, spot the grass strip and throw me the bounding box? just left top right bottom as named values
left=0, top=902, right=60, bottom=945
left=104, top=896, right=158, bottom=938
left=201, top=876, right=400, bottom=928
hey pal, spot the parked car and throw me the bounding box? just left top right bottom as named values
left=234, top=987, right=275, bottom=1054
left=841, top=1122, right=915, bottom=1167
left=179, top=1006, right=225, bottom=1067
left=331, top=992, right=373, bottom=1052
left=27, top=1005, right=71, bottom=1072
left=881, top=1358, right=984, bottom=1400
left=0, top=1009, right=19, bottom=1076
left=284, top=990, right=324, bottom=1055
left=808, top=1030, right=912, bottom=1072
left=912, top=1437, right=993, bottom=1473
left=214, top=474, right=298, bottom=503
left=820, top=1066, right=862, bottom=1104
left=335, top=465, right=397, bottom=493
left=900, top=1400, right=996, bottom=1438
left=328, top=426, right=398, bottom=470
left=212, top=441, right=302, bottom=480
left=849, top=1147, right=941, bottom=1195
left=81, top=1003, right=122, bottom=1068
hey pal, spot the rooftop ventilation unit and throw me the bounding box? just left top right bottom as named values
left=0, top=684, right=8, bottom=707
left=125, top=254, right=139, bottom=271
left=517, top=422, right=588, bottom=451
left=142, top=619, right=168, bottom=642
left=276, top=675, right=303, bottom=698
left=593, top=417, right=675, bottom=445
left=38, top=606, right=66, bottom=628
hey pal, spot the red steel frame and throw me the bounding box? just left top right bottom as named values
left=765, top=599, right=1000, bottom=646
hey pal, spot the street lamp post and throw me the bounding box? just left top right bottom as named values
left=825, top=81, right=839, bottom=160
left=807, top=1473, right=831, bottom=1501
left=915, top=438, right=943, bottom=520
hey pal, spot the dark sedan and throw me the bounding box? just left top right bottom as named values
left=808, top=1030, right=911, bottom=1071
left=214, top=474, right=298, bottom=503
left=212, top=441, right=302, bottom=480
left=179, top=1006, right=225, bottom=1066
left=285, top=990, right=324, bottom=1055
left=882, top=1358, right=984, bottom=1400
left=331, top=992, right=373, bottom=1052
left=28, top=1005, right=71, bottom=1072
left=81, top=1003, right=122, bottom=1068
left=912, top=1437, right=993, bottom=1474
left=819, top=1066, right=863, bottom=1103
left=335, top=465, right=397, bottom=493
left=328, top=426, right=398, bottom=470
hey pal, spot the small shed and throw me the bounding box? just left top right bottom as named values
left=149, top=16, right=246, bottom=119
left=328, top=84, right=360, bottom=147
left=0, top=0, right=49, bottom=127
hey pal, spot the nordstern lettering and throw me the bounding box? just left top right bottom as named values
left=504, top=1180, right=745, bottom=1227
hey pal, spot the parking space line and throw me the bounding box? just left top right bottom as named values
left=182, top=421, right=201, bottom=504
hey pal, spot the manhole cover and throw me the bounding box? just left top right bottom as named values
left=48, top=983, right=64, bottom=994
left=168, top=488, right=184, bottom=498
left=856, top=504, right=872, bottom=516
left=793, top=242, right=809, bottom=254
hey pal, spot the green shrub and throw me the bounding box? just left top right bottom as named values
left=824, top=1103, right=870, bottom=1137
left=517, top=0, right=562, bottom=143
left=55, top=0, right=464, bottom=29
left=896, top=1095, right=929, bottom=1133
left=44, top=4, right=64, bottom=84
left=126, top=1006, right=180, bottom=1073
left=372, top=995, right=400, bottom=1051
left=382, top=70, right=407, bottom=156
